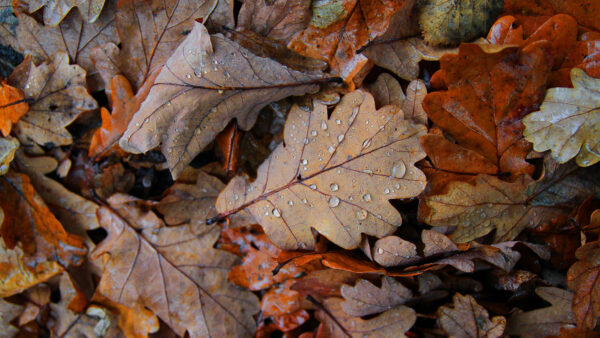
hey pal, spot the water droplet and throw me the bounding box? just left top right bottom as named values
left=288, top=200, right=294, bottom=206
left=272, top=208, right=281, bottom=217
left=349, top=106, right=359, bottom=122
left=328, top=196, right=340, bottom=207
left=233, top=194, right=239, bottom=200
left=327, top=146, right=335, bottom=153
left=376, top=215, right=382, bottom=219
left=186, top=74, right=192, bottom=79
left=264, top=211, right=269, bottom=216
left=321, top=121, right=328, bottom=130
left=384, top=188, right=390, bottom=194
left=303, top=138, right=309, bottom=144
left=335, top=119, right=341, bottom=124
left=311, top=130, right=317, bottom=137
left=365, top=120, right=369, bottom=125
left=357, top=209, right=367, bottom=220
left=377, top=248, right=383, bottom=254
left=337, top=134, right=344, bottom=142
left=135, top=122, right=140, bottom=127
left=362, top=194, right=371, bottom=202
left=218, top=89, right=224, bottom=94
left=301, top=159, right=308, bottom=165
left=309, top=184, right=317, bottom=190
left=394, top=183, right=400, bottom=189
left=363, top=169, right=373, bottom=174
left=302, top=199, right=308, bottom=204
left=392, top=161, right=406, bottom=178
left=362, top=139, right=371, bottom=148
left=330, top=183, right=339, bottom=191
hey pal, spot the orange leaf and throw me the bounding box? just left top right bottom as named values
left=0, top=81, right=28, bottom=137
left=567, top=240, right=600, bottom=329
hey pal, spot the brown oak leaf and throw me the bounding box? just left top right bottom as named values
left=92, top=194, right=260, bottom=337
left=22, top=0, right=106, bottom=26
left=567, top=240, right=600, bottom=329
left=340, top=276, right=412, bottom=316
left=216, top=89, right=427, bottom=250
left=237, top=0, right=311, bottom=44
left=0, top=298, right=23, bottom=336
left=367, top=73, right=428, bottom=125
left=438, top=293, right=506, bottom=338
left=119, top=22, right=328, bottom=178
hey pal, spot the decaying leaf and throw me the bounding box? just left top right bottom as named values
left=417, top=0, right=503, bottom=46
left=93, top=194, right=260, bottom=337
left=523, top=68, right=600, bottom=167
left=363, top=37, right=456, bottom=80
left=14, top=1, right=118, bottom=88
left=316, top=297, right=416, bottom=337
left=0, top=298, right=23, bottom=336
left=340, top=276, right=412, bottom=316
left=48, top=273, right=88, bottom=336
left=8, top=53, right=98, bottom=147
left=438, top=293, right=506, bottom=338
left=119, top=22, right=328, bottom=178
left=237, top=0, right=311, bottom=44
left=92, top=292, right=160, bottom=338
left=288, top=0, right=416, bottom=82
left=0, top=80, right=28, bottom=136
left=367, top=73, right=428, bottom=125
left=0, top=136, right=18, bottom=175
left=216, top=89, right=426, bottom=250
left=22, top=0, right=106, bottom=26
left=567, top=240, right=600, bottom=329
left=507, top=287, right=575, bottom=337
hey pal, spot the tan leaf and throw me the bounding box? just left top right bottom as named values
left=48, top=273, right=89, bottom=336
left=238, top=0, right=311, bottom=44
left=372, top=235, right=418, bottom=267
left=316, top=297, right=415, bottom=337
left=14, top=1, right=118, bottom=89
left=92, top=292, right=160, bottom=338
left=216, top=90, right=427, bottom=250
left=92, top=194, right=259, bottom=337
left=417, top=0, right=503, bottom=46
left=523, top=68, right=600, bottom=167
left=0, top=298, right=23, bottom=337
left=567, top=240, right=600, bottom=329
left=51, top=304, right=121, bottom=337
left=439, top=293, right=506, bottom=338
left=340, top=276, right=412, bottom=316
left=8, top=53, right=98, bottom=147
left=0, top=0, right=18, bottom=47
left=22, top=0, right=106, bottom=26
left=119, top=22, right=328, bottom=178
left=0, top=137, right=18, bottom=175
left=362, top=37, right=456, bottom=80
left=507, top=287, right=575, bottom=337
left=367, top=73, right=427, bottom=125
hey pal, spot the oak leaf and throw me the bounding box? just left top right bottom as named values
left=22, top=0, right=106, bottom=26
left=288, top=0, right=416, bottom=83
left=8, top=53, right=98, bottom=147
left=316, top=297, right=415, bottom=338
left=0, top=136, right=18, bottom=175
left=0, top=298, right=23, bottom=336
left=92, top=292, right=160, bottom=338
left=367, top=73, right=428, bottom=125
left=216, top=89, right=427, bottom=250
left=340, top=276, right=412, bottom=316
left=523, top=68, right=600, bottom=167
left=119, top=22, right=328, bottom=178
left=438, top=293, right=506, bottom=338
left=48, top=273, right=90, bottom=336
left=237, top=0, right=311, bottom=44
left=372, top=235, right=418, bottom=267
left=503, top=0, right=600, bottom=32
left=0, top=80, right=28, bottom=136
left=93, top=194, right=260, bottom=337
left=506, top=287, right=575, bottom=337
left=567, top=240, right=600, bottom=329
left=0, top=0, right=18, bottom=47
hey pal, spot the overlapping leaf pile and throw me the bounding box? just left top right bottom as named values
left=0, top=0, right=599, bottom=336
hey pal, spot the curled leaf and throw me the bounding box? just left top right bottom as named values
left=341, top=277, right=412, bottom=316
left=438, top=293, right=506, bottom=338
left=22, top=0, right=106, bottom=26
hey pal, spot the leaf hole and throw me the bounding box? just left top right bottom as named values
left=87, top=228, right=108, bottom=245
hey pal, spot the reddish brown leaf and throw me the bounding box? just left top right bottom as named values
left=503, top=0, right=600, bottom=32
left=237, top=0, right=311, bottom=44
left=341, top=276, right=412, bottom=316
left=215, top=120, right=242, bottom=179
left=439, top=293, right=506, bottom=338
left=567, top=240, right=600, bottom=329
left=0, top=81, right=28, bottom=137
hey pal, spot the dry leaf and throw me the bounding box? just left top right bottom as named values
left=372, top=235, right=418, bottom=267
left=216, top=89, right=426, bottom=250
left=93, top=194, right=259, bottom=337
left=523, top=68, right=600, bottom=167
left=417, top=0, right=503, bottom=46
left=237, top=0, right=311, bottom=44
left=340, top=276, right=412, bottom=316
left=48, top=273, right=88, bottom=336
left=503, top=0, right=600, bottom=33
left=119, top=22, right=328, bottom=178
left=288, top=0, right=416, bottom=83
left=0, top=0, right=18, bottom=47
left=438, top=293, right=506, bottom=338
left=316, top=297, right=415, bottom=337
left=567, top=240, right=600, bottom=329
left=507, top=287, right=575, bottom=337
left=363, top=37, right=456, bottom=80
left=92, top=292, right=160, bottom=338
left=22, top=0, right=106, bottom=26
left=367, top=73, right=427, bottom=125
left=0, top=298, right=23, bottom=336
left=14, top=1, right=118, bottom=88
left=0, top=80, right=28, bottom=136
left=0, top=136, right=18, bottom=175
left=8, top=53, right=98, bottom=147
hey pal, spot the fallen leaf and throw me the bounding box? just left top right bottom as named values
left=417, top=0, right=503, bottom=46
left=523, top=68, right=600, bottom=167
left=89, top=70, right=159, bottom=158
left=0, top=80, right=28, bottom=136
left=22, top=0, right=106, bottom=26
left=0, top=0, right=18, bottom=47
left=48, top=273, right=88, bottom=336
left=216, top=89, right=426, bottom=250
left=316, top=297, right=415, bottom=337
left=567, top=240, right=600, bottom=329
left=92, top=292, right=160, bottom=338
left=372, top=235, right=418, bottom=267
left=503, top=0, right=600, bottom=32
left=0, top=172, right=86, bottom=277
left=291, top=269, right=360, bottom=299
left=237, top=0, right=311, bottom=44
left=14, top=1, right=118, bottom=89
left=367, top=73, right=428, bottom=125
left=0, top=136, right=18, bottom=175
left=288, top=0, right=416, bottom=83
left=260, top=279, right=303, bottom=317
left=506, top=287, right=575, bottom=337
left=50, top=304, right=121, bottom=337
left=340, top=276, right=412, bottom=316
left=438, top=293, right=506, bottom=338
left=8, top=53, right=98, bottom=147
left=119, top=22, right=328, bottom=178
left=0, top=298, right=23, bottom=336
left=215, top=120, right=242, bottom=178
left=93, top=194, right=260, bottom=337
